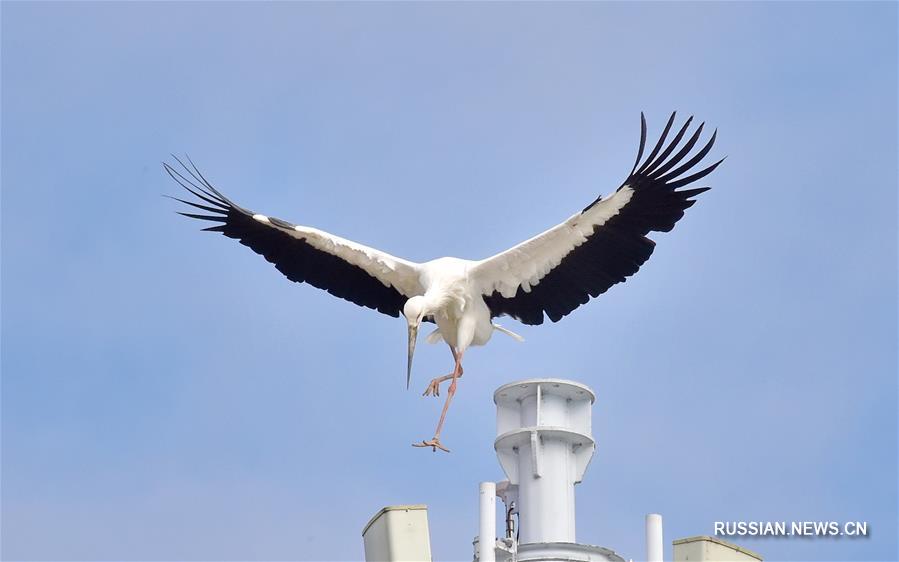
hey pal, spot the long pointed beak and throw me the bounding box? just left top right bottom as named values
left=406, top=322, right=419, bottom=389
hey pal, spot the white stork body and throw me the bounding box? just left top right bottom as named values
left=168, top=112, right=722, bottom=452
left=418, top=258, right=496, bottom=350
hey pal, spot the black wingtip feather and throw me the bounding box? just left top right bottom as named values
left=181, top=154, right=236, bottom=206
left=163, top=194, right=227, bottom=215
left=658, top=129, right=717, bottom=183
left=171, top=154, right=206, bottom=190
left=164, top=162, right=221, bottom=202
left=627, top=114, right=721, bottom=194
left=629, top=112, right=648, bottom=177
left=649, top=122, right=704, bottom=180
left=642, top=116, right=693, bottom=177
left=165, top=159, right=204, bottom=193
left=636, top=111, right=677, bottom=176
left=177, top=212, right=227, bottom=222
left=667, top=157, right=725, bottom=190
left=677, top=186, right=712, bottom=198
left=165, top=170, right=230, bottom=210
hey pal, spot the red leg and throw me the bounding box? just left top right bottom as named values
left=413, top=349, right=464, bottom=453
left=422, top=345, right=464, bottom=397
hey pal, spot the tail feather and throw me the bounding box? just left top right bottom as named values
left=493, top=323, right=524, bottom=342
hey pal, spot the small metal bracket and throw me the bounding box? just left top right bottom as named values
left=530, top=430, right=542, bottom=478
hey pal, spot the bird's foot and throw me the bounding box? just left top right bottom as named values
left=423, top=378, right=443, bottom=397
left=412, top=438, right=450, bottom=453
left=422, top=370, right=462, bottom=398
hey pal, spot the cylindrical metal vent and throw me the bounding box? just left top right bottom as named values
left=493, top=379, right=596, bottom=545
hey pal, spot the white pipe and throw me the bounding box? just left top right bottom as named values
left=646, top=513, right=663, bottom=562
left=516, top=433, right=576, bottom=543
left=479, top=482, right=496, bottom=562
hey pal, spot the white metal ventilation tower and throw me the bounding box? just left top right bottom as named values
left=478, top=378, right=623, bottom=562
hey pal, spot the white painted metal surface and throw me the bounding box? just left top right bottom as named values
left=646, top=514, right=663, bottom=562
left=479, top=482, right=497, bottom=562
left=515, top=542, right=627, bottom=562
left=362, top=505, right=432, bottom=562
left=494, top=379, right=596, bottom=544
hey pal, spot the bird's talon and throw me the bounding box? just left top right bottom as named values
left=422, top=378, right=442, bottom=397
left=412, top=438, right=450, bottom=453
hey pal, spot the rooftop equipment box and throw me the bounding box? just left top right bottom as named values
left=362, top=504, right=432, bottom=562
left=673, top=536, right=762, bottom=562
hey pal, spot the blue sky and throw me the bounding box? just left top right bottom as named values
left=2, top=2, right=896, bottom=561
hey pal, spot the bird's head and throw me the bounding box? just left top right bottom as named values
left=403, top=296, right=428, bottom=390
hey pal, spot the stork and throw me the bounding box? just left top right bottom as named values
left=168, top=112, right=722, bottom=453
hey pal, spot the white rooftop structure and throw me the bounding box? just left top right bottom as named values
left=672, top=536, right=763, bottom=562
left=362, top=505, right=432, bottom=562
left=479, top=378, right=624, bottom=562
left=361, top=378, right=765, bottom=562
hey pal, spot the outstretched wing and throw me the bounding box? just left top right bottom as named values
left=472, top=112, right=722, bottom=325
left=166, top=158, right=424, bottom=317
